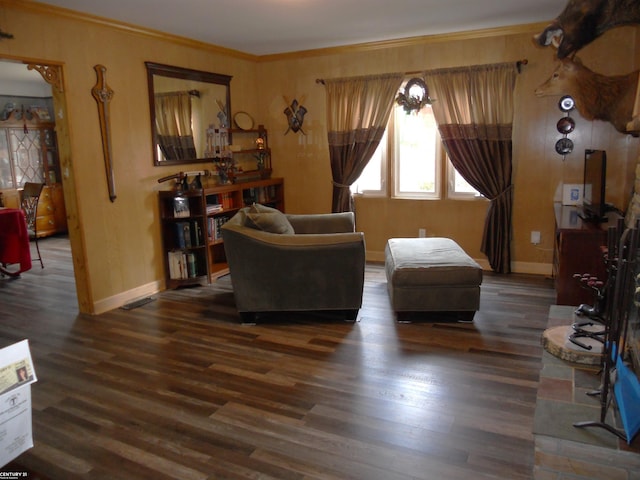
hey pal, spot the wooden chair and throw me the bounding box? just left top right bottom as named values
left=21, top=182, right=45, bottom=268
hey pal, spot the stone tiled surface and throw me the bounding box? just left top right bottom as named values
left=535, top=306, right=640, bottom=479
left=538, top=376, right=574, bottom=403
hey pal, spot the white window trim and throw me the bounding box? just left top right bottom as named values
left=446, top=158, right=486, bottom=201
left=391, top=137, right=442, bottom=200
left=391, top=105, right=441, bottom=200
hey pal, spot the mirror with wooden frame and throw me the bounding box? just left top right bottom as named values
left=146, top=62, right=232, bottom=166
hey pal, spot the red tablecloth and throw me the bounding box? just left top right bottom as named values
left=0, top=209, right=32, bottom=274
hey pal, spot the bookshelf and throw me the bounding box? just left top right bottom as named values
left=158, top=189, right=209, bottom=289
left=159, top=177, right=284, bottom=288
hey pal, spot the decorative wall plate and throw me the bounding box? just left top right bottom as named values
left=234, top=111, right=254, bottom=130
left=555, top=137, right=574, bottom=155
left=556, top=116, right=576, bottom=134
left=559, top=95, right=575, bottom=112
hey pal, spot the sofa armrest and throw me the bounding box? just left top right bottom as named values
left=286, top=212, right=355, bottom=234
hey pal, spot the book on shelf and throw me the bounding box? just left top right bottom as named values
left=173, top=196, right=190, bottom=218
left=168, top=251, right=186, bottom=279
left=174, top=221, right=205, bottom=249
left=168, top=251, right=199, bottom=280
left=206, top=203, right=223, bottom=214
left=221, top=192, right=233, bottom=209
left=174, top=222, right=192, bottom=249
left=182, top=222, right=192, bottom=248
left=191, top=221, right=202, bottom=246
left=187, top=253, right=197, bottom=278
left=208, top=216, right=230, bottom=241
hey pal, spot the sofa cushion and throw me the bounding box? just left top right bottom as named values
left=245, top=203, right=294, bottom=234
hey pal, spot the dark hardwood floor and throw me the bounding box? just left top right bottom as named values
left=0, top=235, right=557, bottom=479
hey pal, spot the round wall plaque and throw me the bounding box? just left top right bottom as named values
left=556, top=116, right=576, bottom=134
left=559, top=95, right=575, bottom=112
left=233, top=111, right=254, bottom=130
left=555, top=137, right=574, bottom=155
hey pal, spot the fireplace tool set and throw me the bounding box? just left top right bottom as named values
left=571, top=218, right=640, bottom=443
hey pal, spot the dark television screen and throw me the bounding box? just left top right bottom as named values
left=581, top=149, right=607, bottom=222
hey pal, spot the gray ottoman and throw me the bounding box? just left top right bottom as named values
left=385, top=238, right=483, bottom=320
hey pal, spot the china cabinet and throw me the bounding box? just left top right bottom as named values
left=0, top=109, right=66, bottom=236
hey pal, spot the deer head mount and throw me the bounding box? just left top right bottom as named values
left=535, top=57, right=639, bottom=135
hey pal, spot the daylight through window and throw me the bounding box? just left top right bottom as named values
left=351, top=94, right=481, bottom=200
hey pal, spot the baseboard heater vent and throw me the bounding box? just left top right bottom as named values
left=120, top=297, right=155, bottom=310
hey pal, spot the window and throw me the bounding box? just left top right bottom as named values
left=447, top=160, right=484, bottom=199
left=350, top=129, right=386, bottom=195
left=351, top=90, right=481, bottom=200
left=392, top=103, right=440, bottom=199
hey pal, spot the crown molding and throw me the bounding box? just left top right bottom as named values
left=7, top=2, right=549, bottom=63
left=7, top=0, right=259, bottom=61
left=256, top=22, right=551, bottom=62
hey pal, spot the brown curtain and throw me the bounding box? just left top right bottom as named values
left=155, top=91, right=197, bottom=161
left=424, top=63, right=517, bottom=273
left=324, top=73, right=403, bottom=212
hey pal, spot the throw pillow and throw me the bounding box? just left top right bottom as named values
left=245, top=203, right=294, bottom=234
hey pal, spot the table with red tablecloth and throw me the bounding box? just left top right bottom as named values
left=0, top=208, right=32, bottom=277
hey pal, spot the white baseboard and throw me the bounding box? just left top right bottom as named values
left=92, top=280, right=162, bottom=315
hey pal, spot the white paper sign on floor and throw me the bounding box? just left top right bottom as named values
left=0, top=340, right=37, bottom=468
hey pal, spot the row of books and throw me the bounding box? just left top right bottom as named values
left=173, top=216, right=228, bottom=247
left=243, top=186, right=277, bottom=205
left=207, top=192, right=235, bottom=212
left=208, top=216, right=230, bottom=241
left=174, top=221, right=203, bottom=249
left=167, top=251, right=198, bottom=279
left=206, top=204, right=223, bottom=214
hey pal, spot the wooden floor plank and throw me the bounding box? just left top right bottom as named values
left=0, top=235, right=560, bottom=479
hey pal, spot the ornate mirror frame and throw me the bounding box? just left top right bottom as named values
left=146, top=62, right=232, bottom=166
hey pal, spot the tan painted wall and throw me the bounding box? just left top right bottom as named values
left=0, top=2, right=638, bottom=313
left=0, top=2, right=260, bottom=312
left=256, top=26, right=639, bottom=272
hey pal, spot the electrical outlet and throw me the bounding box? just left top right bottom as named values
left=418, top=228, right=426, bottom=238
left=531, top=231, right=541, bottom=245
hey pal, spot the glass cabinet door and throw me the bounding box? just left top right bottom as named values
left=42, top=128, right=60, bottom=184
left=0, top=125, right=58, bottom=188
left=0, top=130, right=12, bottom=189
left=9, top=128, right=44, bottom=186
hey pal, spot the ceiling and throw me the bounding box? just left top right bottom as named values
left=29, top=0, right=562, bottom=56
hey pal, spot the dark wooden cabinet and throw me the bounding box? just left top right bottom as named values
left=553, top=203, right=614, bottom=306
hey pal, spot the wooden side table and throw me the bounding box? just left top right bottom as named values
left=553, top=203, right=616, bottom=306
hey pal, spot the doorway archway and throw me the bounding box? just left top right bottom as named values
left=0, top=55, right=90, bottom=312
